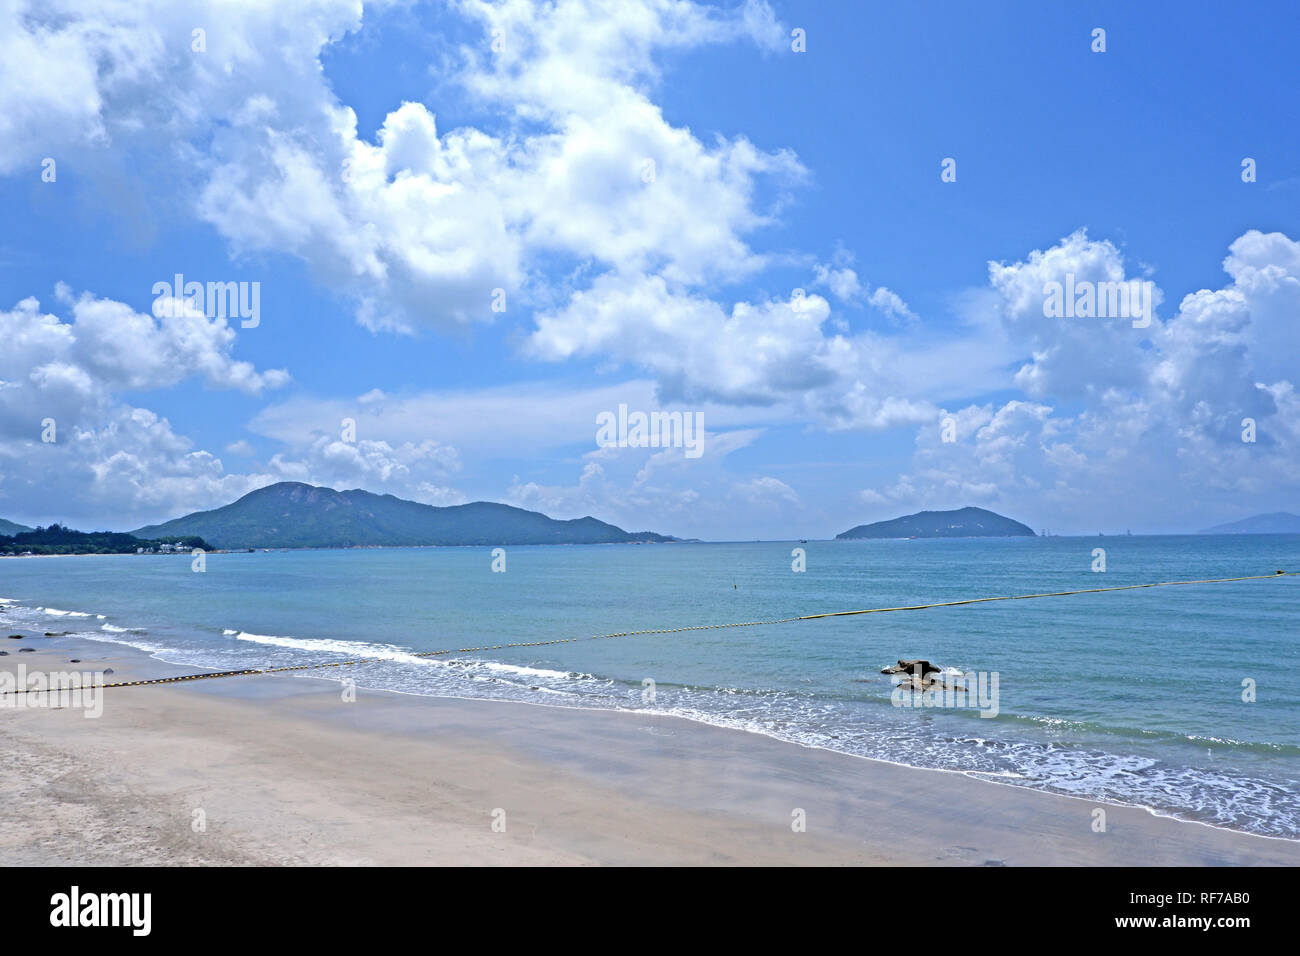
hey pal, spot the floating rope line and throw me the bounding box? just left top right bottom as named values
left=1, top=570, right=1291, bottom=696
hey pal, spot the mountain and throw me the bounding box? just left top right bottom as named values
left=0, top=518, right=31, bottom=535
left=837, top=506, right=1036, bottom=540
left=133, top=482, right=675, bottom=550
left=1198, top=512, right=1300, bottom=534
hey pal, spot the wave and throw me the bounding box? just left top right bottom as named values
left=229, top=630, right=436, bottom=666
left=84, top=632, right=171, bottom=655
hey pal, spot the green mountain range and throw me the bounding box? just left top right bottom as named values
left=132, top=482, right=675, bottom=550
left=837, top=506, right=1035, bottom=540
left=1198, top=512, right=1300, bottom=534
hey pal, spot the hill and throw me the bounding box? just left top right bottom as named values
left=0, top=523, right=210, bottom=556
left=837, top=506, right=1035, bottom=540
left=0, top=518, right=31, bottom=535
left=133, top=482, right=676, bottom=550
left=1198, top=512, right=1300, bottom=534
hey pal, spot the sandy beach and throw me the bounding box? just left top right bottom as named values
left=0, top=638, right=1295, bottom=866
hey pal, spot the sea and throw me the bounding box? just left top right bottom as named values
left=2, top=534, right=1297, bottom=839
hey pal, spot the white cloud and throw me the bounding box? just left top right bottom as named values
left=0, top=290, right=289, bottom=526
left=731, top=475, right=800, bottom=506
left=267, top=433, right=462, bottom=503
left=857, top=230, right=1300, bottom=531
left=987, top=229, right=1162, bottom=401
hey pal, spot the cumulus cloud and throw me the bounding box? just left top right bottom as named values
left=857, top=230, right=1300, bottom=531
left=0, top=290, right=289, bottom=525
left=267, top=433, right=463, bottom=504
left=2, top=0, right=798, bottom=335
left=731, top=475, right=800, bottom=506
left=987, top=229, right=1162, bottom=401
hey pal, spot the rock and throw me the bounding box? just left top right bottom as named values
left=17, top=647, right=34, bottom=653
left=881, top=658, right=940, bottom=677
left=0, top=650, right=7, bottom=656
left=103, top=668, right=114, bottom=675
left=69, top=659, right=81, bottom=663
left=7, top=634, right=22, bottom=639
left=44, top=631, right=67, bottom=637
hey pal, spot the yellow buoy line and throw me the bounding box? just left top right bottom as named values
left=1, top=570, right=1291, bottom=696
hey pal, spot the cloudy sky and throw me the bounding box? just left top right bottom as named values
left=1, top=0, right=1297, bottom=539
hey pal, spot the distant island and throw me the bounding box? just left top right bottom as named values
left=0, top=523, right=210, bottom=556
left=1198, top=512, right=1300, bottom=535
left=837, top=506, right=1035, bottom=540
left=0, top=518, right=32, bottom=536
left=132, top=482, right=676, bottom=550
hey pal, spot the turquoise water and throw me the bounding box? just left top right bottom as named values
left=3, top=535, right=1298, bottom=838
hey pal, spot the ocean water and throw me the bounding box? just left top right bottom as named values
left=3, top=535, right=1298, bottom=839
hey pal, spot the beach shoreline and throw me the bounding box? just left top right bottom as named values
left=2, top=638, right=1297, bottom=866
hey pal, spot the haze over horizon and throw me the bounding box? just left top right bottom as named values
left=2, top=1, right=1298, bottom=540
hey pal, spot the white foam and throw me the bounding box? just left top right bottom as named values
left=85, top=633, right=169, bottom=654
left=40, top=607, right=91, bottom=617
left=473, top=661, right=585, bottom=680
left=232, top=631, right=430, bottom=665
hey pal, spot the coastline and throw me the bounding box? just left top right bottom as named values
left=2, top=639, right=1297, bottom=866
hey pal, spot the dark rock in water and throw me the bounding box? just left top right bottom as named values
left=0, top=650, right=7, bottom=656
left=17, top=647, right=34, bottom=653
left=7, top=634, right=22, bottom=639
left=881, top=659, right=940, bottom=677
left=69, top=659, right=81, bottom=663
left=44, top=631, right=67, bottom=637
left=982, top=859, right=1007, bottom=867
left=104, top=668, right=114, bottom=674
left=894, top=673, right=947, bottom=691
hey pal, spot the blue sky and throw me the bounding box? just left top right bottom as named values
left=1, top=0, right=1298, bottom=539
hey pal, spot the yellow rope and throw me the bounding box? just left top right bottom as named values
left=2, top=570, right=1291, bottom=695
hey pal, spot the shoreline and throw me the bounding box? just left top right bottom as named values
left=3, top=638, right=1298, bottom=865
left=73, top=633, right=1300, bottom=844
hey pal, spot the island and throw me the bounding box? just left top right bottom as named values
left=132, top=481, right=675, bottom=550
left=1198, top=512, right=1300, bottom=535
left=837, top=506, right=1036, bottom=540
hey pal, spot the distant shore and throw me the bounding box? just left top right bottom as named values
left=2, top=639, right=1297, bottom=866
